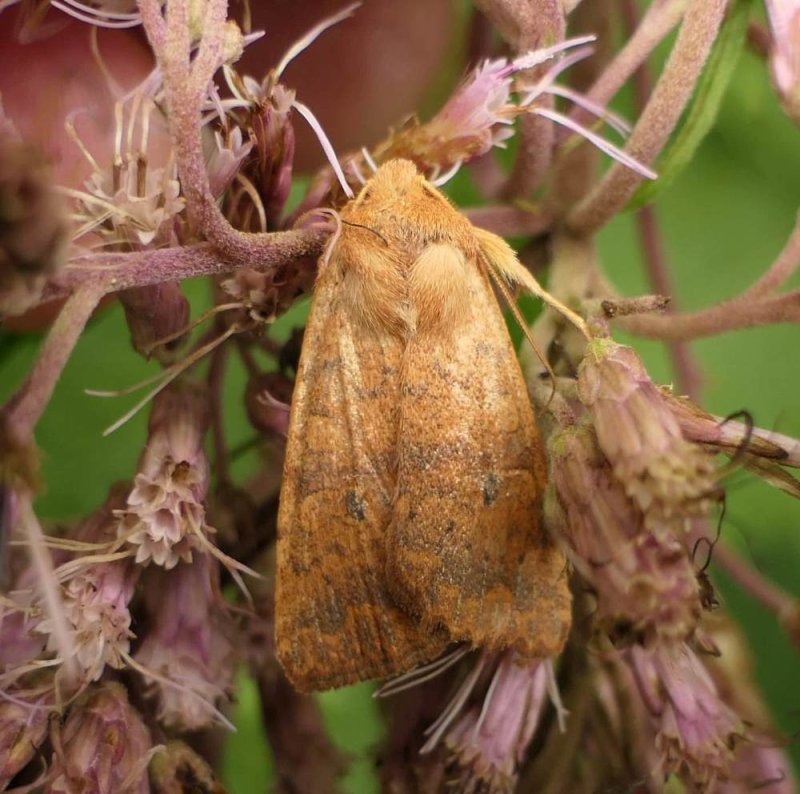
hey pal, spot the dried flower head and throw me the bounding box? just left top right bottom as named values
left=117, top=384, right=211, bottom=568
left=0, top=699, right=48, bottom=789
left=577, top=339, right=718, bottom=531
left=119, top=282, right=191, bottom=365
left=68, top=94, right=185, bottom=249
left=134, top=555, right=235, bottom=731
left=49, top=682, right=151, bottom=794
left=547, top=421, right=702, bottom=642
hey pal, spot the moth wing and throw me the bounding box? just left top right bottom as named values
left=387, top=243, right=571, bottom=658
left=277, top=239, right=449, bottom=692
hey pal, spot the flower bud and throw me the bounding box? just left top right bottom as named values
left=578, top=339, right=717, bottom=531
left=251, top=84, right=296, bottom=227
left=765, top=0, right=800, bottom=124
left=149, top=740, right=226, bottom=793
left=49, top=682, right=151, bottom=794
left=119, top=282, right=191, bottom=365
left=135, top=555, right=235, bottom=731
left=245, top=371, right=292, bottom=437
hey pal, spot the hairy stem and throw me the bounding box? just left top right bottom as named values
left=3, top=283, right=105, bottom=440
left=44, top=233, right=326, bottom=303
left=567, top=0, right=728, bottom=234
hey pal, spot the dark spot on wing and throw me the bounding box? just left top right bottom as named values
left=345, top=490, right=366, bottom=521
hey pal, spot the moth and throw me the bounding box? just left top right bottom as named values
left=276, top=159, right=573, bottom=692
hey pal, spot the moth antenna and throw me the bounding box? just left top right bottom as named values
left=341, top=220, right=388, bottom=246
left=474, top=226, right=591, bottom=340
left=487, top=267, right=558, bottom=404
left=373, top=646, right=470, bottom=698
left=274, top=2, right=361, bottom=79
left=431, top=160, right=462, bottom=187
left=317, top=208, right=344, bottom=269
left=143, top=302, right=244, bottom=357
left=361, top=147, right=379, bottom=174
left=534, top=107, right=657, bottom=180
left=291, top=100, right=354, bottom=198
left=101, top=325, right=242, bottom=436
left=120, top=650, right=235, bottom=731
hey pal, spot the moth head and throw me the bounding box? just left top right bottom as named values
left=352, top=158, right=428, bottom=207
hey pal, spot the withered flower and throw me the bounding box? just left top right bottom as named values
left=49, top=682, right=151, bottom=794
left=117, top=385, right=211, bottom=569
left=134, top=554, right=235, bottom=731
left=548, top=421, right=701, bottom=642
left=578, top=339, right=717, bottom=532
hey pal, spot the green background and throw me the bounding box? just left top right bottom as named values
left=1, top=8, right=799, bottom=793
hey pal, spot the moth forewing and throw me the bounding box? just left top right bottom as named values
left=387, top=240, right=572, bottom=658
left=277, top=158, right=572, bottom=693
left=276, top=197, right=450, bottom=694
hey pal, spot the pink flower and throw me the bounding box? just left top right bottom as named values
left=117, top=385, right=211, bottom=569
left=628, top=643, right=744, bottom=788
left=134, top=554, right=235, bottom=731
left=49, top=682, right=151, bottom=794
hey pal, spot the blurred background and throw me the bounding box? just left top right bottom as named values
left=1, top=1, right=798, bottom=791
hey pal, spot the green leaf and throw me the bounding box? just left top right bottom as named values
left=627, top=0, right=752, bottom=210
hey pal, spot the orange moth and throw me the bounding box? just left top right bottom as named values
left=276, top=159, right=579, bottom=692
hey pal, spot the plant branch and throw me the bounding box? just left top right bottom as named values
left=574, top=0, right=687, bottom=123
left=737, top=212, right=800, bottom=300
left=619, top=289, right=800, bottom=340
left=43, top=233, right=327, bottom=304
left=712, top=540, right=797, bottom=621
left=2, top=283, right=105, bottom=441
left=567, top=0, right=728, bottom=235
left=464, top=205, right=554, bottom=237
